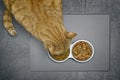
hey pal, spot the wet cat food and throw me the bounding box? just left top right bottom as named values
left=72, top=41, right=93, bottom=61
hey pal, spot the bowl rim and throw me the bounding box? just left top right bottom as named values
left=71, top=39, right=94, bottom=62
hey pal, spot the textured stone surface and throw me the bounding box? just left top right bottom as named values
left=0, top=0, right=120, bottom=80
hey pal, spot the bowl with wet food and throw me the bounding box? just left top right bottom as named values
left=71, top=40, right=94, bottom=62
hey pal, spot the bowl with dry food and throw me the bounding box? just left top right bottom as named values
left=71, top=40, right=94, bottom=62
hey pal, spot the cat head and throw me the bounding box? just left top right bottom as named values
left=45, top=32, right=77, bottom=55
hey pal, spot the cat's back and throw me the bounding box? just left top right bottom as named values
left=3, top=0, right=65, bottom=39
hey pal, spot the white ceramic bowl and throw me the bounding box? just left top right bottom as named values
left=70, top=40, right=94, bottom=63
left=48, top=40, right=94, bottom=63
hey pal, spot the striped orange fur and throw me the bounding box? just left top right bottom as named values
left=3, top=0, right=77, bottom=55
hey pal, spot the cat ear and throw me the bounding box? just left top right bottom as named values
left=65, top=32, right=77, bottom=39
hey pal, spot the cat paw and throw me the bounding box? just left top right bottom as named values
left=10, top=30, right=17, bottom=36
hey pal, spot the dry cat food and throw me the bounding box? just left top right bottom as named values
left=49, top=49, right=70, bottom=61
left=72, top=41, right=92, bottom=61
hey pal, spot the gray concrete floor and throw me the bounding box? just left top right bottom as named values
left=0, top=0, right=120, bottom=80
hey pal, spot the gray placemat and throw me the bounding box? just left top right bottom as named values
left=30, top=15, right=109, bottom=71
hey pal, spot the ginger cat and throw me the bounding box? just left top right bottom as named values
left=3, top=0, right=77, bottom=55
